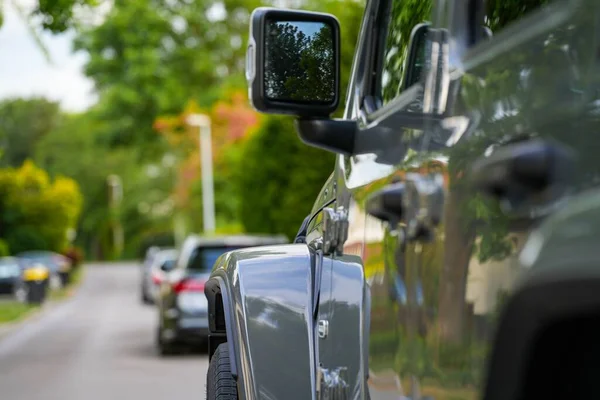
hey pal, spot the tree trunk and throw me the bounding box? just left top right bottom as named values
left=437, top=188, right=475, bottom=344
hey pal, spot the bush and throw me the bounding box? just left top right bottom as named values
left=232, top=115, right=335, bottom=240
left=0, top=239, right=9, bottom=257
left=5, top=226, right=49, bottom=254
left=0, top=160, right=83, bottom=254
left=64, top=246, right=84, bottom=267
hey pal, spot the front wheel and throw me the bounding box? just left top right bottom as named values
left=207, top=343, right=238, bottom=399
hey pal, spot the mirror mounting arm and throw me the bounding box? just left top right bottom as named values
left=295, top=118, right=357, bottom=156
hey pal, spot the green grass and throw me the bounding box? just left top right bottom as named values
left=0, top=302, right=39, bottom=324
left=0, top=265, right=86, bottom=325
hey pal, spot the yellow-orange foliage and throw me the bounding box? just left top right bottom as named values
left=154, top=91, right=260, bottom=209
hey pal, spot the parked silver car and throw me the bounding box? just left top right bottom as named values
left=144, top=248, right=178, bottom=304
left=140, top=246, right=164, bottom=304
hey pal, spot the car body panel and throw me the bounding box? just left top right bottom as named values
left=330, top=0, right=598, bottom=398
left=235, top=0, right=600, bottom=398
left=319, top=254, right=368, bottom=398
left=158, top=235, right=289, bottom=349
left=208, top=244, right=316, bottom=400
left=146, top=249, right=178, bottom=303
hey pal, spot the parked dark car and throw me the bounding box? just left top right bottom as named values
left=0, top=257, right=24, bottom=295
left=16, top=251, right=71, bottom=290
left=155, top=234, right=287, bottom=355
left=204, top=1, right=600, bottom=399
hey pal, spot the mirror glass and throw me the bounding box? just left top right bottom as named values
left=264, top=19, right=335, bottom=103
left=161, top=259, right=175, bottom=272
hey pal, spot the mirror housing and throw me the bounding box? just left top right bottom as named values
left=246, top=7, right=341, bottom=117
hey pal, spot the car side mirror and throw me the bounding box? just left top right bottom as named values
left=402, top=23, right=430, bottom=91
left=160, top=260, right=175, bottom=272
left=246, top=7, right=341, bottom=118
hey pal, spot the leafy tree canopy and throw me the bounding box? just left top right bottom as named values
left=0, top=160, right=83, bottom=254
left=0, top=97, right=62, bottom=168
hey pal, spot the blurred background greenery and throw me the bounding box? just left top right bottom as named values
left=0, top=0, right=365, bottom=261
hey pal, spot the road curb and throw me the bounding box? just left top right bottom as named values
left=0, top=300, right=60, bottom=341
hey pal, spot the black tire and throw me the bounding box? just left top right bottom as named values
left=141, top=287, right=153, bottom=305
left=207, top=343, right=238, bottom=399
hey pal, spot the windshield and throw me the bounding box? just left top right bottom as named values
left=0, top=259, right=20, bottom=277
left=187, top=246, right=242, bottom=272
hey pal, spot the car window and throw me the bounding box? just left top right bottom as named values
left=186, top=246, right=243, bottom=272
left=379, top=0, right=432, bottom=105
left=0, top=259, right=20, bottom=274
left=378, top=0, right=560, bottom=106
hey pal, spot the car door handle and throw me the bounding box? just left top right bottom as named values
left=470, top=138, right=574, bottom=202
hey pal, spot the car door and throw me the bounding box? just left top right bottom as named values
left=328, top=0, right=588, bottom=399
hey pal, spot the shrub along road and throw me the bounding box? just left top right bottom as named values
left=0, top=262, right=209, bottom=400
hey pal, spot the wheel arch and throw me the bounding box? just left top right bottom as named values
left=204, top=244, right=317, bottom=399
left=205, top=276, right=239, bottom=377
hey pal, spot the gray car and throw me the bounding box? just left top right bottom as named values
left=205, top=1, right=600, bottom=399
left=155, top=234, right=287, bottom=355
left=144, top=249, right=178, bottom=304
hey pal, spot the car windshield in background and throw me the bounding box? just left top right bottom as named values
left=0, top=259, right=20, bottom=278
left=188, top=247, right=242, bottom=272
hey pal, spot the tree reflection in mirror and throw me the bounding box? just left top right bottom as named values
left=264, top=19, right=335, bottom=103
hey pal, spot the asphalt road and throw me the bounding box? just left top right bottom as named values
left=0, top=262, right=209, bottom=400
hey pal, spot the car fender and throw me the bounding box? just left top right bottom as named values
left=205, top=244, right=316, bottom=400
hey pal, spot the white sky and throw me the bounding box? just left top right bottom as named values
left=0, top=1, right=97, bottom=112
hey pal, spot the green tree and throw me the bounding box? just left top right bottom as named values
left=283, top=24, right=335, bottom=102
left=0, top=98, right=62, bottom=168
left=0, top=0, right=99, bottom=33
left=35, top=112, right=176, bottom=259
left=264, top=21, right=311, bottom=99
left=233, top=116, right=335, bottom=239
left=0, top=161, right=83, bottom=254
left=74, top=0, right=262, bottom=154
left=0, top=0, right=100, bottom=61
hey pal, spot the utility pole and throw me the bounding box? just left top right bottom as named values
left=186, top=114, right=216, bottom=234
left=107, top=174, right=123, bottom=258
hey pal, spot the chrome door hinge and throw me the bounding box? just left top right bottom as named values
left=322, top=207, right=349, bottom=256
